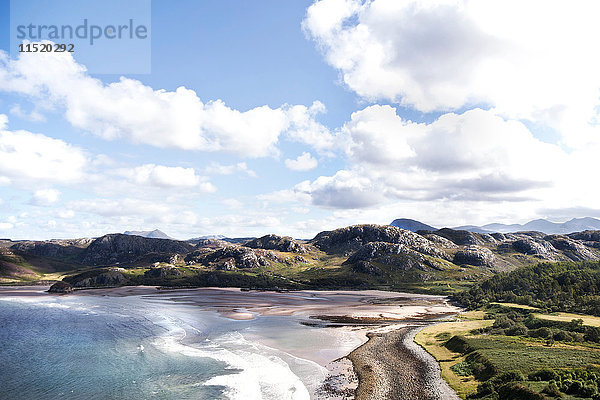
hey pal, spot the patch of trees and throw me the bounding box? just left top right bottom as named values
left=454, top=261, right=600, bottom=315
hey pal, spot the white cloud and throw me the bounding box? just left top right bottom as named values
left=285, top=101, right=336, bottom=153
left=205, top=162, right=257, bottom=177
left=288, top=107, right=580, bottom=210
left=57, top=209, right=75, bottom=219
left=304, top=0, right=600, bottom=147
left=222, top=198, right=243, bottom=209
left=0, top=48, right=332, bottom=157
left=70, top=198, right=173, bottom=218
left=0, top=222, right=14, bottom=230
left=116, top=163, right=216, bottom=190
left=295, top=170, right=383, bottom=209
left=285, top=152, right=318, bottom=171
left=31, top=189, right=61, bottom=206
left=0, top=116, right=88, bottom=185
left=9, top=104, right=45, bottom=122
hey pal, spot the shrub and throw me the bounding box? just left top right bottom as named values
left=541, top=381, right=562, bottom=398
left=529, top=368, right=559, bottom=381
left=497, top=382, right=546, bottom=400
left=494, top=315, right=515, bottom=329
left=531, top=327, right=552, bottom=338
left=506, top=324, right=528, bottom=336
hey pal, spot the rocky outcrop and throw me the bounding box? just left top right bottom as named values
left=244, top=234, right=307, bottom=253
left=310, top=224, right=449, bottom=260
left=511, top=238, right=558, bottom=259
left=48, top=281, right=73, bottom=293
left=568, top=230, right=600, bottom=242
left=80, top=234, right=193, bottom=265
left=344, top=241, right=445, bottom=272
left=194, top=239, right=231, bottom=249
left=545, top=235, right=600, bottom=261
left=66, top=269, right=127, bottom=287
left=144, top=265, right=182, bottom=278
left=10, top=239, right=91, bottom=260
left=185, top=246, right=269, bottom=270
left=420, top=234, right=458, bottom=248
left=430, top=228, right=487, bottom=246
left=453, top=246, right=497, bottom=267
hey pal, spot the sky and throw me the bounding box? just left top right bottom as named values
left=1, top=0, right=600, bottom=240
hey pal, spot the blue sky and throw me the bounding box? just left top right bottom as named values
left=1, top=0, right=599, bottom=240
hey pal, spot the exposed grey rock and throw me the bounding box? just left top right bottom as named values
left=310, top=224, right=449, bottom=260
left=453, top=246, right=497, bottom=267
left=568, top=230, right=600, bottom=242
left=511, top=239, right=557, bottom=259
left=185, top=246, right=269, bottom=269
left=420, top=234, right=458, bottom=249
left=352, top=260, right=382, bottom=275
left=245, top=234, right=307, bottom=253
left=11, top=239, right=91, bottom=259
left=80, top=234, right=193, bottom=265
left=194, top=239, right=231, bottom=249
left=344, top=242, right=445, bottom=272
left=430, top=228, right=486, bottom=246
left=545, top=235, right=600, bottom=261
left=70, top=270, right=127, bottom=287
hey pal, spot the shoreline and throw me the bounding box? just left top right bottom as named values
left=347, top=325, right=459, bottom=400
left=0, top=285, right=461, bottom=399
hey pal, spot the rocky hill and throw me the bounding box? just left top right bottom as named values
left=79, top=234, right=194, bottom=265
left=123, top=229, right=174, bottom=239
left=244, top=234, right=308, bottom=253
left=6, top=224, right=600, bottom=292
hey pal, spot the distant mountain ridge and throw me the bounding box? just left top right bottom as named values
left=481, top=217, right=600, bottom=234
left=390, top=217, right=600, bottom=234
left=389, top=218, right=436, bottom=232
left=123, top=229, right=173, bottom=240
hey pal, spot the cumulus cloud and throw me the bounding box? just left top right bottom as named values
left=115, top=164, right=216, bottom=190
left=0, top=116, right=88, bottom=185
left=285, top=152, right=318, bottom=171
left=204, top=162, right=257, bottom=177
left=0, top=47, right=332, bottom=157
left=304, top=0, right=600, bottom=147
left=286, top=107, right=577, bottom=209
left=31, top=189, right=61, bottom=206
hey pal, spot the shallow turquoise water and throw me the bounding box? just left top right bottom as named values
left=0, top=292, right=345, bottom=400
left=0, top=298, right=229, bottom=400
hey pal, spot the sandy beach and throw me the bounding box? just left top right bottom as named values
left=1, top=285, right=461, bottom=399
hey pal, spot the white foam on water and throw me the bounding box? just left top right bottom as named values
left=153, top=323, right=313, bottom=400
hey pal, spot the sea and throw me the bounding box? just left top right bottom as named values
left=0, top=289, right=364, bottom=400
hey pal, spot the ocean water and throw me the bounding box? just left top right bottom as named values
left=0, top=290, right=361, bottom=400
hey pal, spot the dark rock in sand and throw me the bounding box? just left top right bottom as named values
left=48, top=280, right=73, bottom=294
left=68, top=269, right=127, bottom=287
